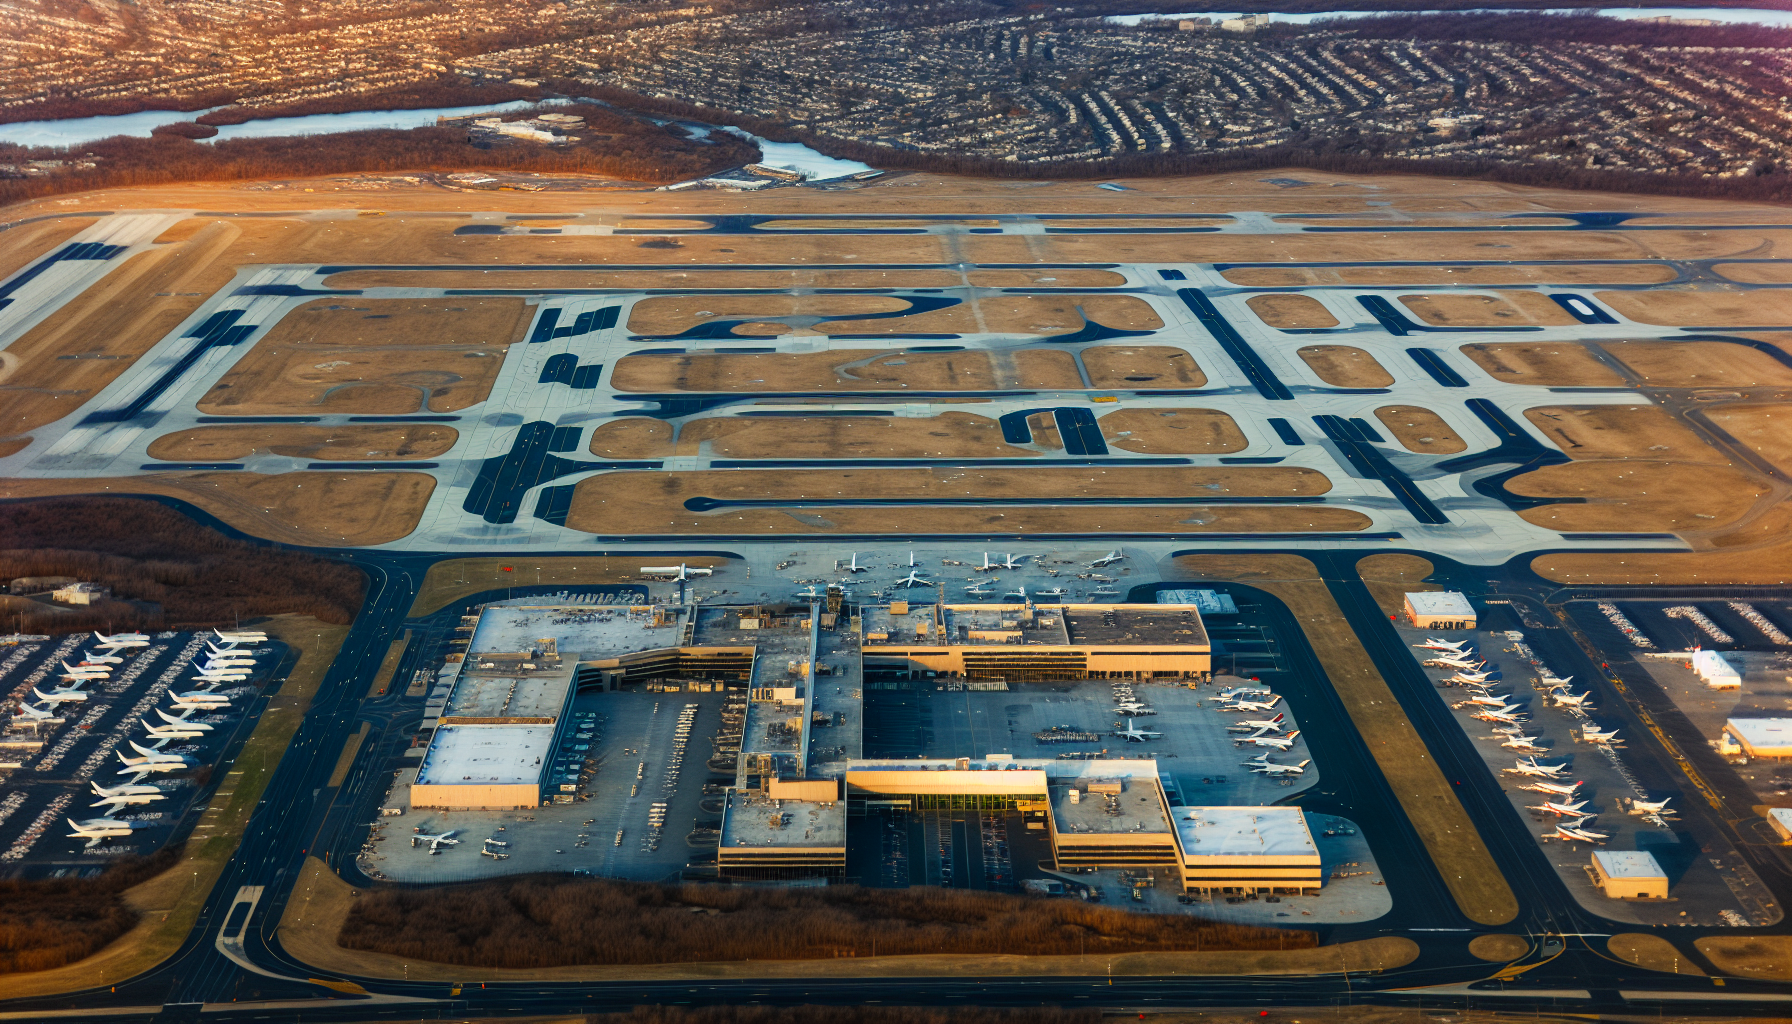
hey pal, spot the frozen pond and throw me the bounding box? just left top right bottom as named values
left=719, top=126, right=874, bottom=181
left=0, top=99, right=548, bottom=149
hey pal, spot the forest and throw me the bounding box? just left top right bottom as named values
left=337, top=876, right=1315, bottom=968
left=586, top=1010, right=1096, bottom=1024
left=0, top=844, right=181, bottom=973
left=0, top=497, right=365, bottom=635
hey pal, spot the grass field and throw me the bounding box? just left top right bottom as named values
left=1457, top=343, right=1624, bottom=387
left=1608, top=934, right=1706, bottom=975
left=1466, top=934, right=1528, bottom=962
left=1706, top=404, right=1792, bottom=473
left=609, top=348, right=1086, bottom=392
left=1522, top=405, right=1724, bottom=462
left=1397, top=292, right=1577, bottom=327
left=1373, top=406, right=1465, bottom=454
left=627, top=295, right=911, bottom=334
left=1694, top=935, right=1792, bottom=980
left=409, top=555, right=731, bottom=615
left=1220, top=264, right=1676, bottom=287
left=1598, top=288, right=1792, bottom=327
left=674, top=412, right=1036, bottom=459
left=1169, top=554, right=1519, bottom=926
left=146, top=424, right=457, bottom=462
left=0, top=613, right=348, bottom=998
left=1602, top=341, right=1792, bottom=388
left=0, top=216, right=96, bottom=280
left=1081, top=345, right=1206, bottom=388
left=1355, top=553, right=1440, bottom=619
left=1098, top=408, right=1247, bottom=454
left=1245, top=294, right=1338, bottom=329
left=1296, top=346, right=1393, bottom=388
left=1509, top=460, right=1764, bottom=532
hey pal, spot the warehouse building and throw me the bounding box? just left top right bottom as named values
left=717, top=778, right=846, bottom=880
left=1588, top=850, right=1669, bottom=900
left=861, top=602, right=1211, bottom=682
left=1403, top=592, right=1476, bottom=630
left=1722, top=718, right=1792, bottom=759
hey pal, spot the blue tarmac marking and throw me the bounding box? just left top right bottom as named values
left=81, top=309, right=258, bottom=425
left=1406, top=348, right=1470, bottom=388
left=682, top=494, right=1318, bottom=512
left=1359, top=294, right=1540, bottom=335
left=539, top=353, right=604, bottom=389
left=705, top=457, right=1188, bottom=469
left=1268, top=418, right=1305, bottom=445
left=347, top=414, right=460, bottom=423
left=1177, top=289, right=1293, bottom=401
left=1549, top=293, right=1618, bottom=324
left=1348, top=417, right=1387, bottom=443
left=1312, top=414, right=1449, bottom=525
left=0, top=241, right=128, bottom=308
left=1054, top=407, right=1108, bottom=455
left=1439, top=398, right=1579, bottom=512
left=139, top=462, right=244, bottom=471
left=528, top=305, right=620, bottom=343
left=462, top=420, right=660, bottom=524
left=303, top=462, right=440, bottom=470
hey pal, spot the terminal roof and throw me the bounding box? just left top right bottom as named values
left=1593, top=850, right=1666, bottom=878
left=469, top=604, right=686, bottom=660
left=719, top=789, right=845, bottom=850
left=1171, top=806, right=1318, bottom=859
left=1050, top=772, right=1171, bottom=836
left=1405, top=591, right=1475, bottom=617
left=415, top=724, right=552, bottom=786
left=443, top=661, right=574, bottom=720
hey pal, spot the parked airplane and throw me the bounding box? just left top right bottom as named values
left=411, top=829, right=460, bottom=851
left=997, top=553, right=1032, bottom=570
left=89, top=781, right=165, bottom=812
left=1003, top=584, right=1028, bottom=602
left=1210, top=688, right=1272, bottom=703
left=32, top=687, right=89, bottom=705
left=1539, top=673, right=1573, bottom=688
left=1250, top=758, right=1311, bottom=777
left=194, top=665, right=251, bottom=678
left=1414, top=638, right=1471, bottom=653
left=1424, top=656, right=1485, bottom=671
left=1469, top=706, right=1526, bottom=723
left=60, top=661, right=111, bottom=678
left=141, top=721, right=208, bottom=747
left=1528, top=798, right=1590, bottom=817
left=13, top=704, right=61, bottom=723
left=168, top=694, right=231, bottom=711
left=1553, top=691, right=1595, bottom=710
left=1113, top=721, right=1163, bottom=742
left=1240, top=731, right=1300, bottom=751
left=66, top=817, right=140, bottom=848
left=841, top=554, right=869, bottom=574
left=1546, top=822, right=1609, bottom=844
left=1505, top=758, right=1571, bottom=778
left=93, top=631, right=150, bottom=649
left=154, top=709, right=212, bottom=730
left=1090, top=549, right=1125, bottom=568
left=1630, top=797, right=1676, bottom=817
left=1114, top=705, right=1158, bottom=717
left=1580, top=725, right=1622, bottom=746
left=1518, top=780, right=1582, bottom=797
left=892, top=571, right=932, bottom=589
left=972, top=553, right=1001, bottom=573
left=1036, top=587, right=1068, bottom=600
left=640, top=564, right=713, bottom=580
left=76, top=652, right=124, bottom=665
left=198, top=651, right=256, bottom=665
left=213, top=630, right=268, bottom=643
left=1464, top=692, right=1517, bottom=707
left=116, top=750, right=193, bottom=781
left=795, top=585, right=822, bottom=600
left=963, top=584, right=992, bottom=596
left=1499, top=734, right=1550, bottom=753
left=1227, top=714, right=1287, bottom=734
left=1226, top=696, right=1282, bottom=712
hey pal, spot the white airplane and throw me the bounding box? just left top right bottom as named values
left=1505, top=758, right=1571, bottom=778
left=1470, top=707, right=1526, bottom=724
left=963, top=583, right=992, bottom=596
left=1447, top=672, right=1497, bottom=686
left=66, top=817, right=140, bottom=849
left=199, top=650, right=256, bottom=664
left=1091, top=549, right=1125, bottom=567
left=1518, top=780, right=1581, bottom=797
left=60, top=661, right=112, bottom=678
left=1580, top=725, right=1621, bottom=746
left=411, top=829, right=460, bottom=850
left=1630, top=797, right=1675, bottom=817
left=1553, top=691, right=1595, bottom=710
left=972, top=553, right=1002, bottom=573
left=89, top=781, right=166, bottom=812
left=93, top=631, right=150, bottom=649
left=1500, top=734, right=1550, bottom=753
left=213, top=629, right=268, bottom=643
left=795, top=585, right=822, bottom=600
left=1546, top=822, right=1608, bottom=844
left=14, top=704, right=61, bottom=723
left=32, top=687, right=89, bottom=705
left=171, top=689, right=232, bottom=703
left=640, top=564, right=713, bottom=580
left=1539, top=673, right=1573, bottom=688
left=1226, top=696, right=1282, bottom=712
left=906, top=551, right=919, bottom=568
left=1250, top=758, right=1311, bottom=777
left=1529, top=798, right=1590, bottom=817
left=1424, top=656, right=1485, bottom=670
left=76, top=652, right=124, bottom=665
left=892, top=571, right=932, bottom=589
left=1114, top=705, right=1157, bottom=717
left=1113, top=721, right=1163, bottom=742
left=141, top=721, right=208, bottom=748
left=841, top=554, right=869, bottom=574
left=154, top=708, right=213, bottom=730
left=1210, top=687, right=1272, bottom=703
left=1003, top=584, right=1028, bottom=602
left=1240, top=731, right=1300, bottom=751
left=1414, top=638, right=1471, bottom=653
left=1463, top=692, right=1516, bottom=707
left=193, top=665, right=251, bottom=678
left=1227, top=713, right=1287, bottom=734
left=1036, top=587, right=1068, bottom=600
left=116, top=750, right=192, bottom=780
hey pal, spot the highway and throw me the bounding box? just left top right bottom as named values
left=1, top=548, right=1789, bottom=1022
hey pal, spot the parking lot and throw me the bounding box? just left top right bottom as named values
left=0, top=632, right=283, bottom=877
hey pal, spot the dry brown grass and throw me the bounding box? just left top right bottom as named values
left=674, top=412, right=1034, bottom=459
left=1373, top=406, right=1465, bottom=454
left=0, top=216, right=95, bottom=279
left=1245, top=294, right=1338, bottom=329
left=0, top=219, right=247, bottom=436
left=1081, top=345, right=1206, bottom=388
left=1602, top=340, right=1792, bottom=388
left=1466, top=933, right=1528, bottom=962
left=1356, top=553, right=1439, bottom=620
left=588, top=418, right=675, bottom=458
left=0, top=438, right=29, bottom=458
left=609, top=348, right=1083, bottom=392
left=146, top=423, right=457, bottom=462
left=410, top=555, right=728, bottom=615
left=1608, top=934, right=1706, bottom=975
left=1707, top=403, right=1792, bottom=472
left=965, top=270, right=1126, bottom=288
left=565, top=467, right=1358, bottom=536
left=0, top=470, right=435, bottom=546
left=1458, top=343, right=1625, bottom=386
left=1522, top=405, right=1725, bottom=462
left=627, top=295, right=910, bottom=335
left=197, top=297, right=529, bottom=415
left=1220, top=264, right=1676, bottom=287
left=1712, top=263, right=1792, bottom=284
left=1597, top=288, right=1792, bottom=327
left=1397, top=291, right=1578, bottom=327
left=1510, top=460, right=1765, bottom=532
left=1695, top=935, right=1792, bottom=980
left=321, top=268, right=1127, bottom=290
left=1169, top=554, right=1518, bottom=926
left=1296, top=346, right=1393, bottom=388
left=801, top=295, right=1161, bottom=337
left=1098, top=408, right=1246, bottom=454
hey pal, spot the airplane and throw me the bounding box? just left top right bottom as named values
left=1500, top=734, right=1550, bottom=753
left=963, top=584, right=992, bottom=596
left=640, top=564, right=713, bottom=580
left=841, top=554, right=869, bottom=574
left=1240, top=731, right=1300, bottom=751
left=93, top=631, right=150, bottom=649
left=1528, top=798, right=1590, bottom=817
left=1036, top=587, right=1068, bottom=600
left=410, top=829, right=460, bottom=851
left=1630, top=797, right=1676, bottom=817
left=1447, top=671, right=1498, bottom=686
left=66, top=817, right=141, bottom=849
left=60, top=661, right=111, bottom=678
left=1580, top=725, right=1622, bottom=746
left=1113, top=721, right=1163, bottom=742
left=193, top=666, right=251, bottom=679
left=89, top=781, right=165, bottom=812
left=892, top=571, right=932, bottom=589
left=972, top=553, right=1002, bottom=573
left=1463, top=692, right=1516, bottom=707
left=155, top=708, right=213, bottom=729
left=1518, top=780, right=1582, bottom=797
left=795, top=585, right=822, bottom=600
left=171, top=689, right=233, bottom=703
left=1250, top=758, right=1312, bottom=777
left=116, top=750, right=193, bottom=780
left=213, top=629, right=268, bottom=643
left=76, top=652, right=124, bottom=666
left=1553, top=691, right=1595, bottom=710
left=997, top=553, right=1031, bottom=570
left=1414, top=638, right=1471, bottom=653
left=907, top=551, right=919, bottom=568
left=1227, top=713, right=1287, bottom=734
left=1539, top=673, right=1573, bottom=689
left=32, top=687, right=89, bottom=705
left=198, top=651, right=256, bottom=665
left=13, top=704, right=62, bottom=723
left=1424, top=656, right=1485, bottom=670
left=1505, top=758, right=1571, bottom=778
left=1003, top=584, right=1028, bottom=602
left=140, top=722, right=208, bottom=748
left=1546, top=821, right=1609, bottom=844
left=1210, top=687, right=1272, bottom=703
left=1090, top=549, right=1125, bottom=568
left=1114, top=705, right=1157, bottom=717
left=1225, top=696, right=1282, bottom=712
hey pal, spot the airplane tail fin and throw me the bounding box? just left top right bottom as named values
left=1299, top=760, right=1311, bottom=768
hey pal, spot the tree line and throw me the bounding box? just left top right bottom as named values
left=591, top=1009, right=1098, bottom=1024
left=0, top=844, right=181, bottom=973
left=0, top=497, right=365, bottom=635
left=337, top=875, right=1315, bottom=968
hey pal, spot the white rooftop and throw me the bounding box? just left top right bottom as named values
left=415, top=724, right=553, bottom=786
left=1406, top=591, right=1475, bottom=617
left=719, top=790, right=846, bottom=850
left=1770, top=807, right=1792, bottom=832
left=1727, top=718, right=1792, bottom=750
left=1593, top=850, right=1667, bottom=879
left=1172, top=806, right=1318, bottom=860
left=468, top=605, right=682, bottom=660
